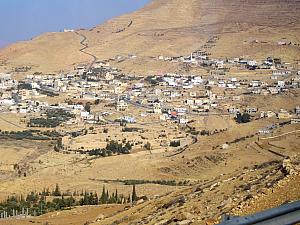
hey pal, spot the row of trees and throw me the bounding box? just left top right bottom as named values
left=0, top=130, right=61, bottom=141
left=84, top=140, right=133, bottom=156
left=122, top=179, right=177, bottom=186
left=0, top=185, right=139, bottom=217
left=28, top=109, right=75, bottom=128
left=122, top=127, right=141, bottom=132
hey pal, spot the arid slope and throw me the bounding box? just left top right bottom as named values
left=0, top=0, right=299, bottom=73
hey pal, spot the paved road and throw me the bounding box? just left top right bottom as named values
left=75, top=31, right=98, bottom=70
left=260, top=130, right=300, bottom=140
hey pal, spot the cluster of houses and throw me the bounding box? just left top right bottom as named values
left=260, top=108, right=300, bottom=120
left=156, top=50, right=300, bottom=94
left=1, top=49, right=300, bottom=129
left=259, top=107, right=300, bottom=134
left=158, top=47, right=296, bottom=71
left=0, top=73, right=17, bottom=90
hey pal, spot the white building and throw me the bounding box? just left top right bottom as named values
left=153, top=102, right=162, bottom=114
left=117, top=100, right=128, bottom=111
left=277, top=80, right=285, bottom=88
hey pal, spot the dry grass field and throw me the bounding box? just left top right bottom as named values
left=0, top=113, right=27, bottom=131
left=0, top=111, right=299, bottom=223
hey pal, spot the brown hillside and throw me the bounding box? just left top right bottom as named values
left=0, top=0, right=299, bottom=73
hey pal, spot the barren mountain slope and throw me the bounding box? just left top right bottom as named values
left=0, top=0, right=299, bottom=73
left=0, top=32, right=91, bottom=73
left=82, top=0, right=300, bottom=59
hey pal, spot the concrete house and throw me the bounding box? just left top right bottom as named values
left=295, top=106, right=300, bottom=115
left=245, top=107, right=258, bottom=115
left=191, top=76, right=203, bottom=85
left=153, top=102, right=162, bottom=114
left=121, top=116, right=136, bottom=123
left=277, top=109, right=291, bottom=119
left=277, top=80, right=285, bottom=88
left=218, top=80, right=226, bottom=88
left=179, top=117, right=189, bottom=124
left=0, top=99, right=15, bottom=106
left=189, top=91, right=197, bottom=98
left=268, top=87, right=279, bottom=95
left=117, top=100, right=128, bottom=111
left=186, top=99, right=195, bottom=106
left=291, top=118, right=300, bottom=124
left=250, top=80, right=262, bottom=87
left=175, top=107, right=187, bottom=115
left=228, top=107, right=240, bottom=115
left=227, top=83, right=237, bottom=89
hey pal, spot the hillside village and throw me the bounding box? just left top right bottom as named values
left=0, top=0, right=300, bottom=224
left=1, top=49, right=300, bottom=129
left=1, top=45, right=300, bottom=156
left=0, top=47, right=299, bottom=173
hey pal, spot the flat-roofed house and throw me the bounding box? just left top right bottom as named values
left=117, top=100, right=128, bottom=111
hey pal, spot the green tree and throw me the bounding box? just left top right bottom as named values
left=170, top=140, right=180, bottom=147
left=144, top=142, right=151, bottom=150
left=100, top=186, right=108, bottom=204
left=115, top=189, right=118, bottom=203
left=124, top=142, right=132, bottom=151
left=53, top=184, right=61, bottom=196
left=84, top=103, right=91, bottom=113
left=242, top=113, right=251, bottom=123
left=131, top=185, right=138, bottom=202
left=235, top=113, right=251, bottom=123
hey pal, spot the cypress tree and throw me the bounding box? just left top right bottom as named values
left=46, top=188, right=50, bottom=196
left=81, top=191, right=88, bottom=205
left=115, top=189, right=118, bottom=203
left=127, top=194, right=131, bottom=203
left=111, top=192, right=115, bottom=204
left=53, top=184, right=61, bottom=196
left=42, top=188, right=46, bottom=196
left=100, top=186, right=107, bottom=204
left=94, top=193, right=99, bottom=205
left=89, top=192, right=94, bottom=205
left=131, top=185, right=138, bottom=202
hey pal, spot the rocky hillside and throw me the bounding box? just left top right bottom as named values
left=0, top=0, right=299, bottom=73
left=3, top=159, right=300, bottom=225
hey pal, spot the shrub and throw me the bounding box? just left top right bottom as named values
left=170, top=140, right=181, bottom=147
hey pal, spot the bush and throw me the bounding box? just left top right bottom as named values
left=170, top=140, right=181, bottom=147
left=122, top=127, right=140, bottom=132
left=235, top=113, right=251, bottom=123
left=144, top=142, right=151, bottom=150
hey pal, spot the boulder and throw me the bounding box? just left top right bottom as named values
left=177, top=220, right=192, bottom=225
left=175, top=212, right=195, bottom=221
left=162, top=196, right=186, bottom=209
left=205, top=218, right=219, bottom=225
left=95, top=214, right=105, bottom=222
left=281, top=159, right=295, bottom=176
